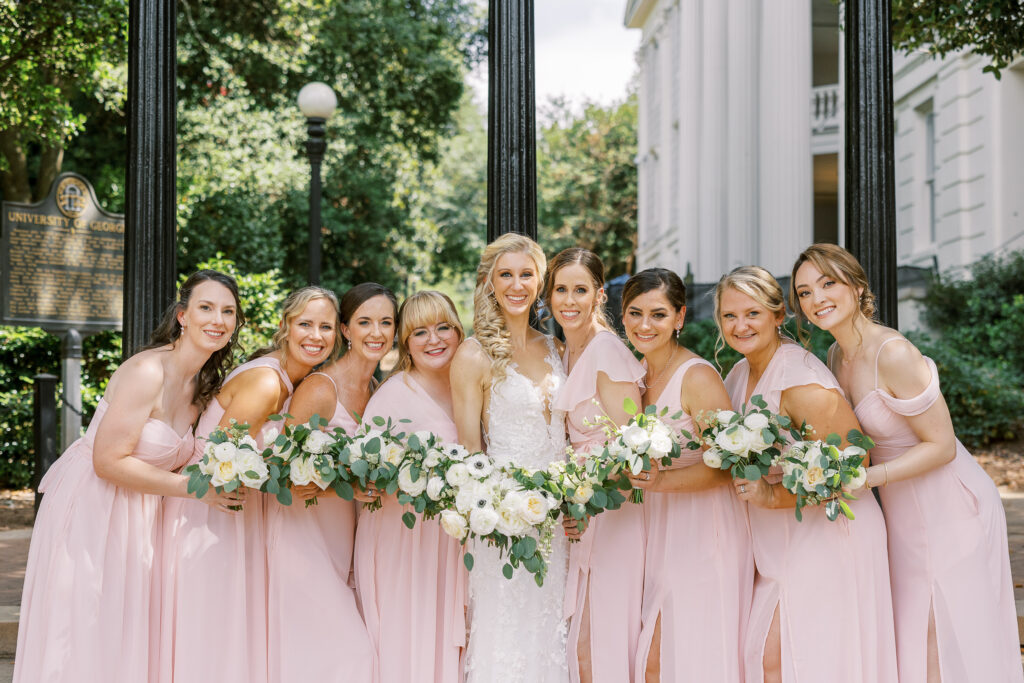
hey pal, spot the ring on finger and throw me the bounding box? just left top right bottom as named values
left=739, top=485, right=747, bottom=493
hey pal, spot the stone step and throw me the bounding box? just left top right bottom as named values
left=0, top=607, right=16, bottom=657
left=0, top=656, right=12, bottom=683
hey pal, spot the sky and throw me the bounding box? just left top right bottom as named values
left=468, top=0, right=641, bottom=113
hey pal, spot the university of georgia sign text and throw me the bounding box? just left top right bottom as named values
left=1, top=172, right=125, bottom=331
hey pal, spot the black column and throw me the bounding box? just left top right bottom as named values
left=844, top=0, right=898, bottom=328
left=123, top=0, right=177, bottom=358
left=487, top=0, right=538, bottom=242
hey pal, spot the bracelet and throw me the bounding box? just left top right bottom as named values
left=882, top=462, right=889, bottom=486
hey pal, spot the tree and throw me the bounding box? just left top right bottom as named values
left=0, top=0, right=127, bottom=202
left=892, top=0, right=1024, bottom=78
left=536, top=95, right=639, bottom=277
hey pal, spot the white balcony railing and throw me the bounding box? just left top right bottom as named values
left=811, top=84, right=841, bottom=134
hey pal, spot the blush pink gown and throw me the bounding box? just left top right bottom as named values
left=354, top=372, right=467, bottom=683
left=554, top=330, right=646, bottom=683
left=15, top=399, right=193, bottom=683
left=158, top=356, right=289, bottom=683
left=723, top=343, right=898, bottom=683
left=854, top=338, right=1023, bottom=683
left=635, top=357, right=753, bottom=682
left=265, top=371, right=374, bottom=683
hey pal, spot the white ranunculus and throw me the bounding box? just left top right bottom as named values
left=802, top=463, right=826, bottom=489
left=649, top=430, right=674, bottom=457
left=439, top=510, right=468, bottom=540
left=211, top=459, right=237, bottom=487
left=236, top=450, right=269, bottom=488
left=423, top=448, right=444, bottom=468
left=621, top=424, right=651, bottom=453
left=212, top=441, right=237, bottom=463
left=445, top=462, right=472, bottom=488
left=398, top=462, right=428, bottom=497
left=518, top=490, right=550, bottom=525
left=262, top=426, right=280, bottom=445
left=715, top=425, right=753, bottom=457
left=746, top=426, right=773, bottom=454
left=239, top=434, right=259, bottom=452
left=199, top=454, right=217, bottom=476
left=469, top=506, right=499, bottom=535
left=846, top=466, right=867, bottom=491
left=289, top=455, right=315, bottom=487
left=743, top=412, right=770, bottom=431
left=465, top=453, right=495, bottom=479
left=381, top=439, right=405, bottom=467
left=426, top=476, right=446, bottom=501
left=303, top=429, right=333, bottom=455
left=702, top=448, right=723, bottom=469
left=570, top=483, right=594, bottom=505
left=801, top=442, right=824, bottom=467
left=716, top=410, right=737, bottom=424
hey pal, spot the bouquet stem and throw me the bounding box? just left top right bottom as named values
left=630, top=488, right=644, bottom=504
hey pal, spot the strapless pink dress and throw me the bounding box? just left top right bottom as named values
left=854, top=338, right=1022, bottom=682
left=635, top=357, right=753, bottom=682
left=724, top=343, right=898, bottom=683
left=15, top=398, right=193, bottom=683
left=158, top=356, right=289, bottom=683
left=354, top=372, right=466, bottom=683
left=266, top=371, right=374, bottom=683
left=554, top=330, right=646, bottom=683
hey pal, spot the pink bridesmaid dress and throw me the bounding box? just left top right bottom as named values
left=15, top=399, right=193, bottom=683
left=265, top=370, right=374, bottom=683
left=723, top=343, right=898, bottom=683
left=635, top=357, right=753, bottom=682
left=554, top=330, right=646, bottom=683
left=354, top=371, right=467, bottom=683
left=854, top=338, right=1023, bottom=682
left=158, top=356, right=288, bottom=683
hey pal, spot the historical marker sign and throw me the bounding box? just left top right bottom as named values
left=1, top=172, right=125, bottom=331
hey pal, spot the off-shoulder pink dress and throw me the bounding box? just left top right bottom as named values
left=355, top=372, right=466, bottom=683
left=15, top=399, right=193, bottom=683
left=635, top=357, right=753, bottom=682
left=854, top=337, right=1022, bottom=682
left=266, top=371, right=374, bottom=683
left=723, top=343, right=898, bottom=683
left=554, top=330, right=646, bottom=683
left=158, top=356, right=289, bottom=683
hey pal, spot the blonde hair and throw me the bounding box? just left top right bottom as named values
left=712, top=265, right=789, bottom=362
left=543, top=247, right=613, bottom=332
left=790, top=243, right=877, bottom=344
left=473, top=233, right=547, bottom=382
left=392, top=290, right=465, bottom=375
left=255, top=286, right=343, bottom=361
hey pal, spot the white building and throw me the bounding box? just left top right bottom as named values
left=624, top=0, right=1024, bottom=291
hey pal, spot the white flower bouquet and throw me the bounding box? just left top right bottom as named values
left=336, top=416, right=410, bottom=512
left=555, top=446, right=629, bottom=538
left=186, top=419, right=270, bottom=507
left=391, top=431, right=470, bottom=529
left=261, top=414, right=347, bottom=507
left=688, top=395, right=795, bottom=482
left=775, top=430, right=874, bottom=522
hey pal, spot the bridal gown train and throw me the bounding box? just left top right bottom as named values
left=463, top=336, right=571, bottom=683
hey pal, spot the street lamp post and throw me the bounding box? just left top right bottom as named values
left=298, top=82, right=338, bottom=285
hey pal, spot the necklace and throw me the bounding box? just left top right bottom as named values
left=646, top=345, right=678, bottom=391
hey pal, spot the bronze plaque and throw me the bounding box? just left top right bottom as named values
left=1, top=172, right=124, bottom=331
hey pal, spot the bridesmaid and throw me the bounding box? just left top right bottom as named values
left=717, top=266, right=898, bottom=683
left=547, top=248, right=645, bottom=683
left=159, top=286, right=338, bottom=683
left=355, top=290, right=467, bottom=683
left=14, top=270, right=242, bottom=683
left=266, top=283, right=395, bottom=683
left=621, top=268, right=752, bottom=683
left=791, top=244, right=1023, bottom=683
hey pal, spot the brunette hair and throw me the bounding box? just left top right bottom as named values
left=543, top=247, right=613, bottom=331
left=621, top=268, right=687, bottom=314
left=789, top=243, right=877, bottom=343
left=392, top=290, right=464, bottom=375
left=140, top=269, right=244, bottom=411
left=252, top=286, right=342, bottom=360
left=339, top=282, right=398, bottom=351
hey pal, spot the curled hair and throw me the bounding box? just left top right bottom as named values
left=253, top=286, right=342, bottom=360
left=790, top=243, right=877, bottom=345
left=712, top=265, right=790, bottom=362
left=473, top=233, right=547, bottom=382
left=543, top=247, right=613, bottom=331
left=338, top=282, right=398, bottom=353
left=140, top=269, right=244, bottom=411
left=392, top=290, right=464, bottom=376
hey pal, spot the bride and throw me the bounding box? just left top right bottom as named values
left=451, top=233, right=571, bottom=682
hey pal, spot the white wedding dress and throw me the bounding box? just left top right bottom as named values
left=464, top=336, right=571, bottom=683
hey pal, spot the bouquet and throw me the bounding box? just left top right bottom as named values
left=261, top=414, right=349, bottom=507
left=391, top=430, right=469, bottom=529
left=553, top=446, right=628, bottom=538
left=186, top=419, right=271, bottom=506
left=689, top=395, right=795, bottom=482
left=775, top=430, right=874, bottom=522
left=336, top=416, right=410, bottom=512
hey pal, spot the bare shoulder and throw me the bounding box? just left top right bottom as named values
left=876, top=334, right=930, bottom=396
left=105, top=349, right=166, bottom=402
left=292, top=372, right=338, bottom=403
left=223, top=365, right=286, bottom=399
left=682, top=361, right=725, bottom=391
left=453, top=336, right=490, bottom=370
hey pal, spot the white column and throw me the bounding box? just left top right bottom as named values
left=697, top=0, right=728, bottom=281
left=677, top=0, right=703, bottom=279
left=758, top=0, right=813, bottom=276
left=726, top=0, right=761, bottom=270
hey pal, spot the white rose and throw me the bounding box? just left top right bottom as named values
left=210, top=458, right=236, bottom=487
left=606, top=440, right=628, bottom=459
left=702, top=448, right=723, bottom=469
left=803, top=463, right=827, bottom=489
left=518, top=490, right=550, bottom=525
left=212, top=441, right=237, bottom=463
left=236, top=450, right=269, bottom=488
left=743, top=412, right=770, bottom=431
left=303, top=429, right=333, bottom=455
left=746, top=427, right=773, bottom=454
left=469, top=506, right=499, bottom=535
left=445, top=462, right=472, bottom=488
left=714, top=425, right=752, bottom=457
left=412, top=430, right=434, bottom=447
left=423, top=448, right=444, bottom=468
left=262, top=426, right=280, bottom=445
left=439, top=510, right=468, bottom=540
left=199, top=454, right=218, bottom=476
left=289, top=455, right=315, bottom=487
left=239, top=434, right=259, bottom=452
left=465, top=453, right=495, bottom=479
left=801, top=442, right=824, bottom=467
left=620, top=424, right=651, bottom=453
left=846, top=466, right=867, bottom=491
left=649, top=431, right=674, bottom=458
left=398, top=462, right=428, bottom=497
left=381, top=440, right=405, bottom=467
left=570, top=483, right=594, bottom=505
left=716, top=410, right=737, bottom=424
left=426, top=476, right=446, bottom=501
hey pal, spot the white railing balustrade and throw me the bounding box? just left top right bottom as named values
left=811, top=84, right=841, bottom=133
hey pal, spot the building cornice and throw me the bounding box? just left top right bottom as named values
left=624, top=0, right=659, bottom=28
